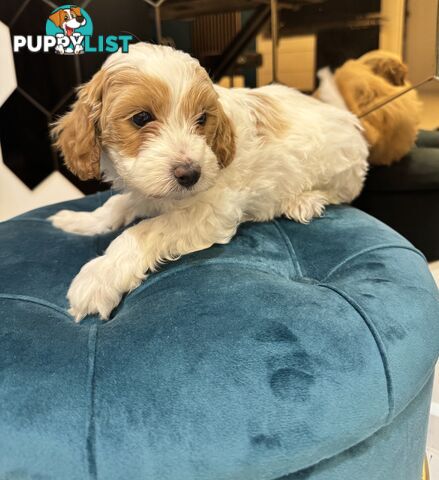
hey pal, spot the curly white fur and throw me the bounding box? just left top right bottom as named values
left=50, top=43, right=368, bottom=322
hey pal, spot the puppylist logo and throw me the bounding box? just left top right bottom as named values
left=13, top=5, right=132, bottom=55
left=46, top=4, right=92, bottom=54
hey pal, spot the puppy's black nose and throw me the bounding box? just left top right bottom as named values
left=77, top=15, right=84, bottom=22
left=174, top=164, right=201, bottom=188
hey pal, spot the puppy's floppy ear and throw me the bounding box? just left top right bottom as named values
left=211, top=101, right=235, bottom=168
left=52, top=70, right=106, bottom=180
left=49, top=10, right=63, bottom=27
left=71, top=6, right=82, bottom=17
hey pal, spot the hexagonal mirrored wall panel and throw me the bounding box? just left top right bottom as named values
left=0, top=0, right=156, bottom=193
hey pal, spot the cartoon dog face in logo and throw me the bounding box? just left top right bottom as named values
left=49, top=6, right=86, bottom=36
left=49, top=5, right=87, bottom=54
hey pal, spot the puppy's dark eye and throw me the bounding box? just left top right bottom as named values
left=196, top=112, right=207, bottom=126
left=132, top=111, right=154, bottom=127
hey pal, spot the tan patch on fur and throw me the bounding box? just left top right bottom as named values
left=359, top=50, right=408, bottom=86
left=52, top=68, right=171, bottom=177
left=248, top=92, right=289, bottom=140
left=180, top=68, right=218, bottom=119
left=334, top=52, right=421, bottom=166
left=52, top=69, right=106, bottom=180
left=101, top=70, right=171, bottom=158
left=181, top=68, right=236, bottom=168
left=208, top=103, right=236, bottom=168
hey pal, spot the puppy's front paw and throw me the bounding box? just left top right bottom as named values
left=67, top=257, right=122, bottom=322
left=49, top=210, right=110, bottom=236
left=67, top=255, right=146, bottom=322
left=283, top=191, right=328, bottom=224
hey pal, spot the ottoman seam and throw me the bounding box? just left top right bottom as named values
left=0, top=293, right=72, bottom=320
left=317, top=283, right=394, bottom=420
left=322, top=244, right=426, bottom=282
left=124, top=261, right=292, bottom=305
left=272, top=220, right=303, bottom=278
left=278, top=367, right=435, bottom=480
left=85, top=324, right=98, bottom=480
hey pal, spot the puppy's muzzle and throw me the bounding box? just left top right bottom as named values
left=173, top=163, right=201, bottom=188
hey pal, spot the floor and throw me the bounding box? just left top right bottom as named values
left=428, top=261, right=439, bottom=479
left=428, top=449, right=439, bottom=479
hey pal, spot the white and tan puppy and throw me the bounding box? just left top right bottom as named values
left=50, top=43, right=368, bottom=321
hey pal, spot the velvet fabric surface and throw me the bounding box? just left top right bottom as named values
left=0, top=192, right=438, bottom=480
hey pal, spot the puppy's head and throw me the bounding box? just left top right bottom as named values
left=358, top=50, right=408, bottom=86
left=52, top=43, right=235, bottom=199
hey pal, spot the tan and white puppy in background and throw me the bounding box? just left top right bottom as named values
left=332, top=50, right=421, bottom=166
left=50, top=43, right=368, bottom=322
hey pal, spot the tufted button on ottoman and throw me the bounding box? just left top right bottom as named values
left=0, top=191, right=438, bottom=480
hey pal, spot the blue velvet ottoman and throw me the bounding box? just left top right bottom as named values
left=1, top=191, right=438, bottom=480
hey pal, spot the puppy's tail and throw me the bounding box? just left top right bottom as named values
left=315, top=67, right=349, bottom=111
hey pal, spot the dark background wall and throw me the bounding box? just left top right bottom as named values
left=0, top=0, right=183, bottom=194
left=0, top=0, right=380, bottom=194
